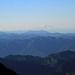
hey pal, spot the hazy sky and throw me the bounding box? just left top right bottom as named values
left=0, top=0, right=75, bottom=33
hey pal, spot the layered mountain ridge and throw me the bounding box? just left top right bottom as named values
left=0, top=35, right=75, bottom=57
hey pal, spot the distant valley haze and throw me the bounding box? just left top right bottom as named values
left=0, top=30, right=75, bottom=57
left=0, top=0, right=75, bottom=58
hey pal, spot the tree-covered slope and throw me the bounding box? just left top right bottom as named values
left=2, top=50, right=75, bottom=75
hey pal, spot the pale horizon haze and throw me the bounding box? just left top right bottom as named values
left=0, top=0, right=75, bottom=33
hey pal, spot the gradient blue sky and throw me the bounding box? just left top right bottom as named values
left=0, top=0, right=75, bottom=33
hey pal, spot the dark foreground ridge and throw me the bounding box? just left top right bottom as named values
left=0, top=63, right=17, bottom=75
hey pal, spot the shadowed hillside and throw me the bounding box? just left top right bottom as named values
left=1, top=50, right=75, bottom=75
